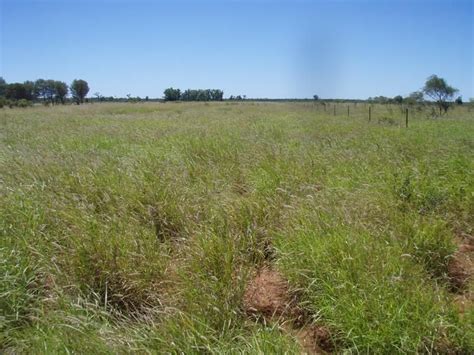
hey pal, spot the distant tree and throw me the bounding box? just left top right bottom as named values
left=393, top=95, right=403, bottom=104
left=171, top=88, right=224, bottom=101
left=368, top=96, right=390, bottom=104
left=163, top=87, right=181, bottom=101
left=34, top=79, right=48, bottom=102
left=0, top=77, right=7, bottom=97
left=5, top=83, right=34, bottom=101
left=23, top=81, right=36, bottom=100
left=44, top=80, right=58, bottom=103
left=313, top=95, right=319, bottom=100
left=35, top=79, right=63, bottom=104
left=54, top=81, right=68, bottom=104
left=145, top=96, right=149, bottom=101
left=196, top=89, right=209, bottom=101
left=181, top=89, right=194, bottom=101
left=379, top=96, right=389, bottom=104
left=71, top=79, right=89, bottom=104
left=455, top=96, right=463, bottom=105
left=5, top=84, right=21, bottom=100
left=405, top=91, right=424, bottom=105
left=210, top=89, right=224, bottom=101
left=422, top=75, right=458, bottom=114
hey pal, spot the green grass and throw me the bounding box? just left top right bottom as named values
left=1, top=102, right=473, bottom=353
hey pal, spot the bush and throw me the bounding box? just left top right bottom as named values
left=0, top=97, right=8, bottom=108
left=17, top=99, right=32, bottom=108
left=0, top=98, right=32, bottom=108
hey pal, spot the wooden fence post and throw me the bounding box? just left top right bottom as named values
left=405, top=108, right=408, bottom=128
left=369, top=106, right=371, bottom=122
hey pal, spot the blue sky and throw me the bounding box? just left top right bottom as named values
left=1, top=0, right=472, bottom=99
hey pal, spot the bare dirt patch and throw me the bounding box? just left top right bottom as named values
left=449, top=234, right=473, bottom=313
left=448, top=236, right=473, bottom=292
left=295, top=326, right=333, bottom=354
left=243, top=267, right=297, bottom=319
left=243, top=267, right=333, bottom=354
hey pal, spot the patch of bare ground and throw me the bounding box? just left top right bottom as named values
left=243, top=267, right=333, bottom=354
left=449, top=233, right=474, bottom=313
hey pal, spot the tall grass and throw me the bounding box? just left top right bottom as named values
left=1, top=102, right=473, bottom=352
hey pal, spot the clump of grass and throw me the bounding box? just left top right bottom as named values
left=274, top=223, right=468, bottom=352
left=396, top=217, right=457, bottom=282
left=0, top=247, right=40, bottom=342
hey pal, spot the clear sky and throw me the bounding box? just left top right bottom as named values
left=1, top=0, right=473, bottom=99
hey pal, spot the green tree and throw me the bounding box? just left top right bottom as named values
left=71, top=79, right=90, bottom=104
left=54, top=81, right=68, bottom=104
left=175, top=88, right=224, bottom=101
left=210, top=89, right=224, bottom=101
left=0, top=77, right=6, bottom=97
left=34, top=79, right=48, bottom=102
left=405, top=91, right=424, bottom=105
left=23, top=81, right=36, bottom=100
left=393, top=95, right=403, bottom=104
left=45, top=80, right=57, bottom=104
left=34, top=79, right=57, bottom=104
left=422, top=75, right=458, bottom=114
left=163, top=87, right=181, bottom=101
left=196, top=89, right=210, bottom=101
left=5, top=83, right=34, bottom=101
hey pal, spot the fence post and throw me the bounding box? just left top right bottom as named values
left=369, top=106, right=371, bottom=122
left=405, top=108, right=408, bottom=128
left=334, top=105, right=336, bottom=116
left=347, top=105, right=350, bottom=117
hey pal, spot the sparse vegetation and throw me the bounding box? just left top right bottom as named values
left=1, top=102, right=472, bottom=353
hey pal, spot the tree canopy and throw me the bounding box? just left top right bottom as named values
left=5, top=82, right=35, bottom=101
left=422, top=75, right=458, bottom=114
left=0, top=77, right=6, bottom=97
left=164, top=88, right=224, bottom=101
left=405, top=91, right=424, bottom=105
left=163, top=87, right=181, bottom=101
left=71, top=79, right=90, bottom=104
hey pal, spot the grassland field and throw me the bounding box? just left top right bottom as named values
left=1, top=101, right=473, bottom=353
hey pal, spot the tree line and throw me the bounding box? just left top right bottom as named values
left=1, top=74, right=468, bottom=113
left=365, top=75, right=463, bottom=114
left=163, top=88, right=224, bottom=101
left=0, top=77, right=89, bottom=107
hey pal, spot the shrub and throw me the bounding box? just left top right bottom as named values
left=0, top=97, right=8, bottom=108
left=17, top=99, right=32, bottom=108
